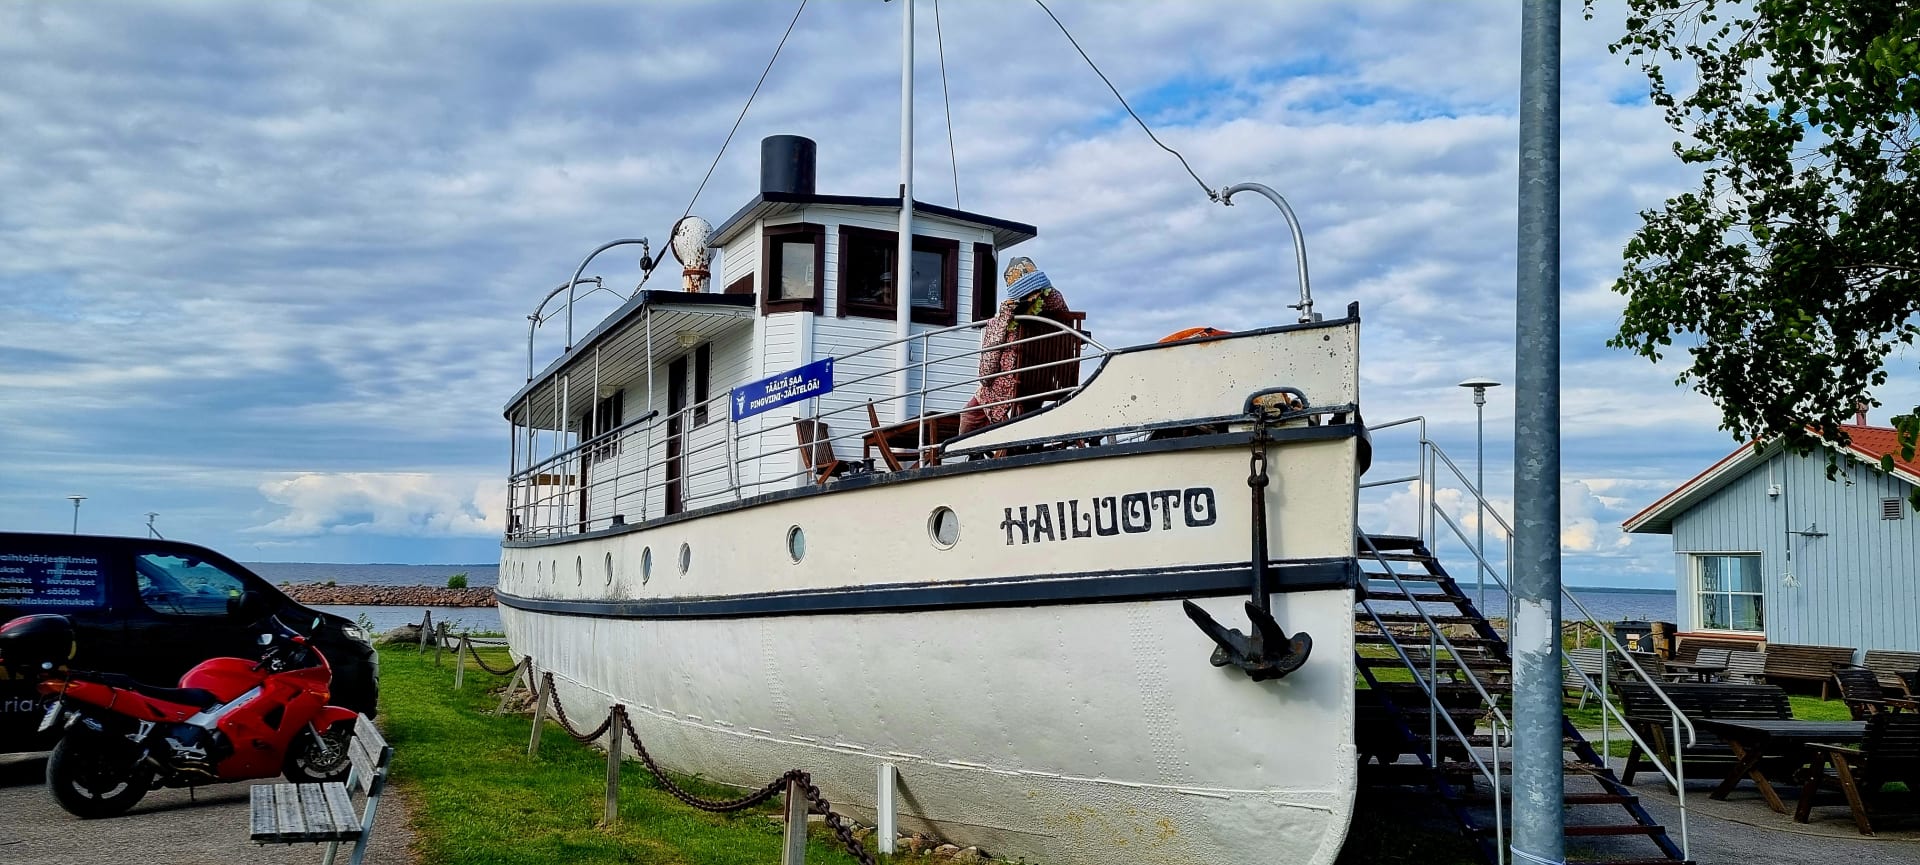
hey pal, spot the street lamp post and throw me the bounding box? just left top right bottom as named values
left=1459, top=378, right=1501, bottom=610
left=67, top=495, right=86, bottom=534
left=146, top=512, right=162, bottom=539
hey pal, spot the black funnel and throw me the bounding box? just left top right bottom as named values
left=760, top=135, right=816, bottom=196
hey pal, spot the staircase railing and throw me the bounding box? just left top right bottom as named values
left=1362, top=417, right=1696, bottom=861
left=1355, top=533, right=1513, bottom=865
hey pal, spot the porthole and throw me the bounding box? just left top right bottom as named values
left=604, top=552, right=614, bottom=585
left=786, top=526, right=806, bottom=563
left=575, top=556, right=583, bottom=586
left=551, top=560, right=558, bottom=584
left=641, top=547, right=653, bottom=584
left=928, top=506, right=960, bottom=549
left=536, top=560, right=545, bottom=582
left=678, top=542, right=692, bottom=575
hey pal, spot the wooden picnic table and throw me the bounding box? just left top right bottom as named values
left=1692, top=718, right=1868, bottom=814
left=1664, top=661, right=1728, bottom=682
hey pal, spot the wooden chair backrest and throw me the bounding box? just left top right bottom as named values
left=1566, top=647, right=1607, bottom=678
left=1862, top=649, right=1920, bottom=693
left=793, top=418, right=834, bottom=470
left=1624, top=652, right=1666, bottom=681
left=1861, top=713, right=1920, bottom=784
left=1764, top=644, right=1857, bottom=681
left=1013, top=310, right=1087, bottom=412
left=346, top=714, right=391, bottom=797
left=1726, top=650, right=1768, bottom=682
left=1695, top=647, right=1732, bottom=667
left=1619, top=681, right=1791, bottom=722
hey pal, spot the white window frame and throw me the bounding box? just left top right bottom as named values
left=1690, top=551, right=1764, bottom=635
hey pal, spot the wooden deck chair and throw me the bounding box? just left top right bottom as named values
left=1833, top=667, right=1920, bottom=720
left=793, top=418, right=847, bottom=485
left=862, top=401, right=921, bottom=472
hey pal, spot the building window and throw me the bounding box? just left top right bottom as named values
left=692, top=343, right=711, bottom=426
left=581, top=389, right=623, bottom=460
left=761, top=223, right=824, bottom=314
left=836, top=225, right=959, bottom=326
left=1695, top=553, right=1763, bottom=632
left=1882, top=497, right=1904, bottom=520
left=973, top=242, right=997, bottom=321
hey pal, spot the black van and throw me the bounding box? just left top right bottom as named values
left=0, top=532, right=377, bottom=752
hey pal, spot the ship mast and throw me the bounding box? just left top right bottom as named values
left=892, top=0, right=915, bottom=422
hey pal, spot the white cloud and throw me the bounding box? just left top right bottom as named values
left=250, top=473, right=504, bottom=538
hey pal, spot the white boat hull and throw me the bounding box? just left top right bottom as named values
left=500, top=433, right=1361, bottom=865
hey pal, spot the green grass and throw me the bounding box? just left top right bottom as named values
left=378, top=645, right=881, bottom=865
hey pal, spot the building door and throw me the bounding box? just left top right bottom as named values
left=666, top=355, right=687, bottom=515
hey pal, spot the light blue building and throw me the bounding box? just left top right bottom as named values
left=1624, top=419, right=1920, bottom=655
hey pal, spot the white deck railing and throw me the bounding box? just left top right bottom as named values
left=506, top=315, right=1111, bottom=540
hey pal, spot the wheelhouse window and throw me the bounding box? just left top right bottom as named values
left=761, top=223, right=824, bottom=314
left=837, top=226, right=959, bottom=326
left=1695, top=553, right=1763, bottom=632
left=972, top=242, right=997, bottom=321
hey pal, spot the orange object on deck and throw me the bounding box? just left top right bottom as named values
left=1158, top=326, right=1231, bottom=343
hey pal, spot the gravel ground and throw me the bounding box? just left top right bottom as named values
left=0, top=751, right=414, bottom=865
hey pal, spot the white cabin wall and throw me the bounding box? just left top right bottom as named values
left=805, top=207, right=994, bottom=444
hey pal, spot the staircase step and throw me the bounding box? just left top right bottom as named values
left=1361, top=570, right=1446, bottom=582
left=1562, top=792, right=1639, bottom=806
left=1570, top=859, right=1690, bottom=865
left=1564, top=824, right=1666, bottom=837
left=1359, top=612, right=1483, bottom=626
left=1357, top=534, right=1425, bottom=551
left=1357, top=633, right=1505, bottom=649
left=1359, top=589, right=1464, bottom=603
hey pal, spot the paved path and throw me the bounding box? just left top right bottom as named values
left=0, top=752, right=413, bottom=865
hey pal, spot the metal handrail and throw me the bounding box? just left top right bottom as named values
left=507, top=313, right=1110, bottom=540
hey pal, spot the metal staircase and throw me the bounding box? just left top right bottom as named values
left=1352, top=416, right=1700, bottom=865
left=1353, top=534, right=1689, bottom=865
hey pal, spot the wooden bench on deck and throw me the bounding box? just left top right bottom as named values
left=250, top=714, right=392, bottom=865
left=1672, top=635, right=1760, bottom=663
left=1725, top=650, right=1769, bottom=685
left=1765, top=643, right=1857, bottom=699
left=1618, top=681, right=1793, bottom=788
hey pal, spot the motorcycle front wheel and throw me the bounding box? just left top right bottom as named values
left=46, top=731, right=153, bottom=819
left=282, top=720, right=354, bottom=784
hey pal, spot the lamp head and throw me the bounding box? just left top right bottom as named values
left=1458, top=377, right=1500, bottom=405
left=669, top=216, right=714, bottom=292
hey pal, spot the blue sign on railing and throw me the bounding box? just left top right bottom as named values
left=730, top=357, right=835, bottom=421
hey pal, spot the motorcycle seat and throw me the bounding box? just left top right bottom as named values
left=93, top=673, right=222, bottom=710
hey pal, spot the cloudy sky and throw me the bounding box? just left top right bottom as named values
left=3, top=1, right=1911, bottom=584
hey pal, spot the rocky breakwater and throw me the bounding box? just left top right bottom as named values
left=280, top=584, right=497, bottom=607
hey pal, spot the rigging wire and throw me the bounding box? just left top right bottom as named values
left=933, top=0, right=961, bottom=209
left=1030, top=0, right=1218, bottom=202
left=679, top=0, right=810, bottom=223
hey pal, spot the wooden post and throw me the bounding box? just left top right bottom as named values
left=433, top=622, right=445, bottom=666
left=527, top=671, right=548, bottom=757
left=603, top=705, right=624, bottom=826
left=876, top=763, right=897, bottom=855
left=453, top=634, right=466, bottom=690
left=780, top=779, right=808, bottom=865
left=418, top=610, right=433, bottom=654
left=497, top=657, right=530, bottom=714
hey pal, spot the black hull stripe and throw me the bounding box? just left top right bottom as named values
left=497, top=558, right=1358, bottom=620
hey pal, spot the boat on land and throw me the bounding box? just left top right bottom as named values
left=495, top=8, right=1366, bottom=864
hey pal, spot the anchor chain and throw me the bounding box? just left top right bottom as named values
left=1180, top=409, right=1314, bottom=681
left=464, top=638, right=524, bottom=675
left=542, top=672, right=614, bottom=743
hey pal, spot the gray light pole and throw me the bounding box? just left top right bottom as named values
left=67, top=495, right=86, bottom=534
left=146, top=512, right=163, bottom=539
left=1513, top=0, right=1564, bottom=862
left=1459, top=378, right=1501, bottom=610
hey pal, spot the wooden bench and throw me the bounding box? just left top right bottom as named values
left=1618, top=682, right=1793, bottom=788
left=1764, top=643, right=1857, bottom=699
left=1863, top=649, right=1920, bottom=697
left=251, top=714, right=391, bottom=865
left=1832, top=667, right=1920, bottom=720
left=1795, top=713, right=1920, bottom=835
left=1725, top=650, right=1769, bottom=684
left=1672, top=635, right=1760, bottom=663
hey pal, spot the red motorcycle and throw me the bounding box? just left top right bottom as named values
left=0, top=613, right=358, bottom=818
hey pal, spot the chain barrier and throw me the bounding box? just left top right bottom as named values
left=541, top=672, right=616, bottom=743
left=463, top=636, right=525, bottom=676
left=528, top=670, right=877, bottom=865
